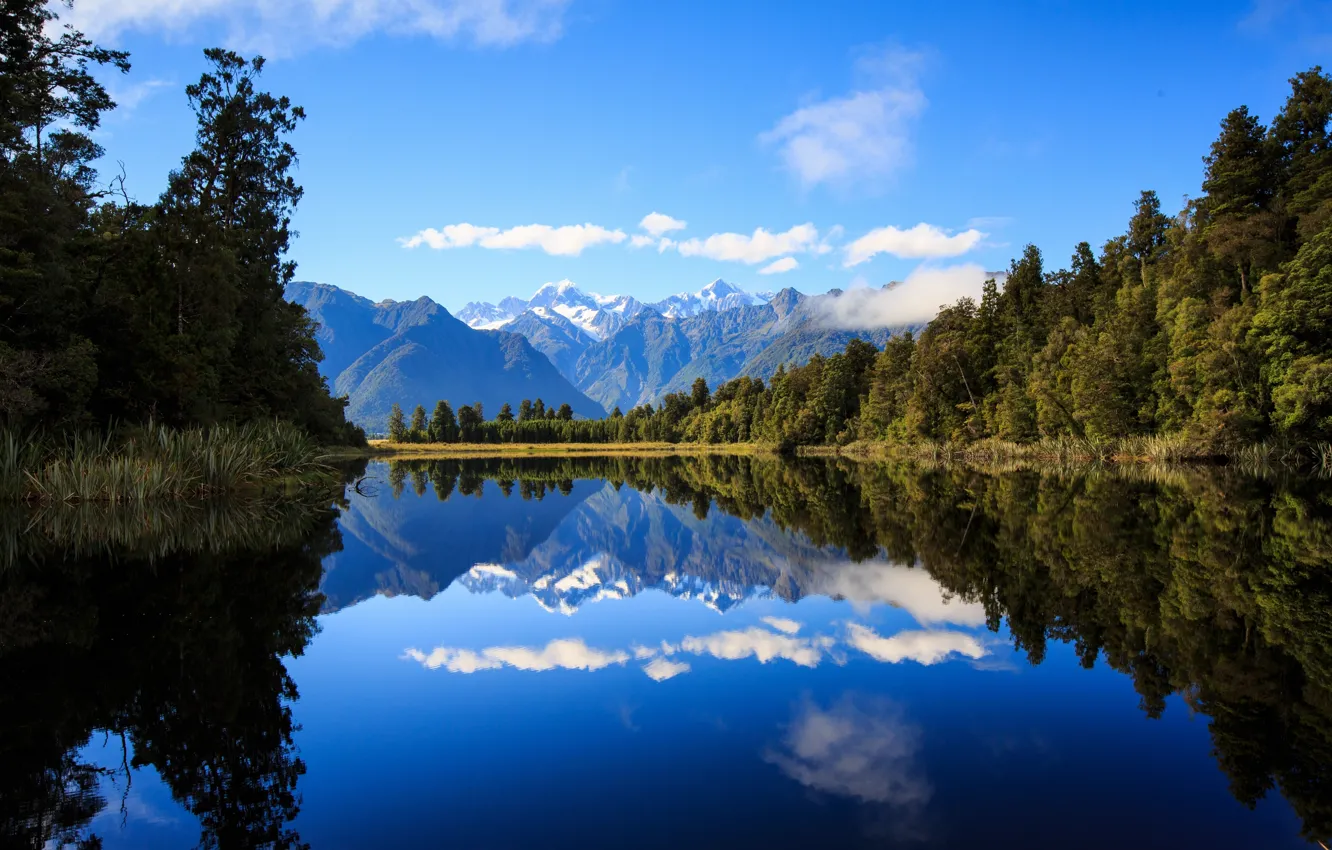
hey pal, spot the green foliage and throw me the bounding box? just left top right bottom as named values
left=1253, top=223, right=1332, bottom=437
left=387, top=403, right=406, bottom=442
left=0, top=4, right=358, bottom=448
left=428, top=400, right=457, bottom=441
left=0, top=420, right=327, bottom=503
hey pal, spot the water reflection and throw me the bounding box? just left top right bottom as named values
left=1, top=454, right=1329, bottom=848
left=343, top=455, right=1332, bottom=846
left=0, top=497, right=343, bottom=849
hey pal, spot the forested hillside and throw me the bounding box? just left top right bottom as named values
left=286, top=282, right=605, bottom=426
left=385, top=66, right=1332, bottom=456
left=0, top=2, right=358, bottom=444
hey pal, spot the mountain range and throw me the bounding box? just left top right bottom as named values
left=457, top=278, right=770, bottom=334
left=458, top=278, right=906, bottom=412
left=287, top=276, right=920, bottom=426
left=286, top=281, right=603, bottom=428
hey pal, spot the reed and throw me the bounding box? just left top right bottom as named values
left=0, top=421, right=329, bottom=504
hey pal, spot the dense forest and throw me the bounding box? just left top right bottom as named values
left=387, top=66, right=1332, bottom=456
left=0, top=1, right=360, bottom=445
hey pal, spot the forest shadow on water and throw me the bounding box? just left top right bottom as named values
left=1, top=454, right=1329, bottom=848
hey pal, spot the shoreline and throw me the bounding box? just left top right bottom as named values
left=349, top=437, right=1330, bottom=471
left=350, top=441, right=773, bottom=458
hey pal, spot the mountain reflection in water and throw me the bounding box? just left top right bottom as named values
left=1, top=455, right=1328, bottom=849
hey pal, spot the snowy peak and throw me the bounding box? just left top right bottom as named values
left=456, top=301, right=515, bottom=330
left=650, top=278, right=766, bottom=319
left=457, top=278, right=768, bottom=336
left=528, top=279, right=598, bottom=311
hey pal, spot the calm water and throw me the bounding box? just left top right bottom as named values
left=3, top=456, right=1329, bottom=849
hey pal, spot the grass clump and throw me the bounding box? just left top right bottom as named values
left=0, top=421, right=329, bottom=504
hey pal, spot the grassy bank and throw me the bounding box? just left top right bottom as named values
left=364, top=440, right=774, bottom=458
left=358, top=434, right=1332, bottom=469
left=1, top=421, right=336, bottom=504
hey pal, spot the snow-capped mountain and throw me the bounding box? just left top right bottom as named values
left=455, top=301, right=514, bottom=330
left=455, top=278, right=767, bottom=337
left=457, top=280, right=648, bottom=341
left=650, top=278, right=768, bottom=319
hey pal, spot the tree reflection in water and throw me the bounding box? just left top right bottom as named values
left=382, top=455, right=1332, bottom=845
left=0, top=493, right=348, bottom=850
left=2, top=454, right=1329, bottom=846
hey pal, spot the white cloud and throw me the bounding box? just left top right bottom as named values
left=765, top=695, right=932, bottom=808
left=680, top=627, right=833, bottom=667
left=844, top=223, right=985, bottom=266
left=759, top=257, right=799, bottom=275
left=398, top=223, right=500, bottom=250
left=630, top=234, right=656, bottom=248
left=63, top=0, right=571, bottom=54
left=403, top=638, right=630, bottom=673
left=760, top=46, right=927, bottom=189
left=845, top=624, right=986, bottom=665
left=107, top=78, right=173, bottom=115
left=639, top=212, right=687, bottom=237
left=760, top=616, right=803, bottom=634
left=400, top=222, right=627, bottom=256
left=814, top=263, right=998, bottom=329
left=814, top=562, right=986, bottom=627
left=676, top=224, right=824, bottom=265
left=642, top=657, right=691, bottom=682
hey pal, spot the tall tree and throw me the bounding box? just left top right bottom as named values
left=1198, top=106, right=1279, bottom=293
left=387, top=403, right=406, bottom=442
left=0, top=0, right=127, bottom=428
left=691, top=377, right=711, bottom=410
left=428, top=400, right=456, bottom=442
left=1270, top=67, right=1332, bottom=240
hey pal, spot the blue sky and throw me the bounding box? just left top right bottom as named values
left=78, top=0, right=1331, bottom=311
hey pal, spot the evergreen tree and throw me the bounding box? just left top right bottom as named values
left=428, top=400, right=456, bottom=442
left=387, top=403, right=406, bottom=442
left=1128, top=190, right=1172, bottom=273
left=0, top=0, right=128, bottom=428
left=691, top=377, right=711, bottom=410
left=1198, top=106, right=1280, bottom=293
left=1270, top=67, right=1332, bottom=240
left=497, top=402, right=514, bottom=422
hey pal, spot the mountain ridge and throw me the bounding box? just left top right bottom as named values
left=286, top=281, right=604, bottom=428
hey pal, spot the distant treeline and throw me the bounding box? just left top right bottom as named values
left=1, top=2, right=361, bottom=445
left=387, top=66, right=1332, bottom=454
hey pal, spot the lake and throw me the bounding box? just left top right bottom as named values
left=3, top=455, right=1328, bottom=849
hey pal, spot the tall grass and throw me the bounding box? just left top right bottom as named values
left=0, top=421, right=329, bottom=504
